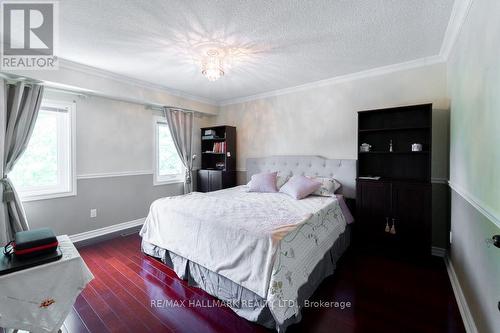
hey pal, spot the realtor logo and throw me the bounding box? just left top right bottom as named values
left=1, top=1, right=59, bottom=70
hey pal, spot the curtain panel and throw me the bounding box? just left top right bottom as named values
left=164, top=108, right=194, bottom=194
left=0, top=80, right=44, bottom=244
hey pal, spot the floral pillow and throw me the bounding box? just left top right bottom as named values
left=307, top=176, right=342, bottom=196
left=276, top=174, right=291, bottom=189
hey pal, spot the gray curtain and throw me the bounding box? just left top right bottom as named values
left=164, top=107, right=194, bottom=194
left=0, top=80, right=44, bottom=244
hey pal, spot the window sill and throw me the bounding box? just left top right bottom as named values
left=20, top=190, right=77, bottom=202
left=153, top=178, right=184, bottom=186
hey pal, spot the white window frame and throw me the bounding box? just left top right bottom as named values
left=14, top=99, right=77, bottom=202
left=153, top=117, right=184, bottom=186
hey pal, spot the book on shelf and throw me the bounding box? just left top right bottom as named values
left=358, top=176, right=381, bottom=180
left=212, top=142, right=226, bottom=153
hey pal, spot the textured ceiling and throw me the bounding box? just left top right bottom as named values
left=58, top=0, right=454, bottom=103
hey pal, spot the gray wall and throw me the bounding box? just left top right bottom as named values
left=23, top=91, right=212, bottom=237
left=25, top=175, right=182, bottom=236
left=449, top=192, right=499, bottom=333
left=447, top=0, right=500, bottom=331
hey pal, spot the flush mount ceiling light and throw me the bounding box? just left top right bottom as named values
left=188, top=40, right=253, bottom=82
left=201, top=49, right=224, bottom=82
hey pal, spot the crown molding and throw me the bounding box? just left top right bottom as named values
left=439, top=0, right=475, bottom=60
left=219, top=55, right=446, bottom=106
left=58, top=58, right=218, bottom=106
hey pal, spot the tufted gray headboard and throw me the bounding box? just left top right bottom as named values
left=246, top=156, right=357, bottom=198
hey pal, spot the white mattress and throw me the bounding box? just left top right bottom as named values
left=140, top=186, right=347, bottom=324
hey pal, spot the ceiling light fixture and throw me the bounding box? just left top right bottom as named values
left=201, top=49, right=224, bottom=82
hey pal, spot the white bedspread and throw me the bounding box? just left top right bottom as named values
left=140, top=186, right=347, bottom=324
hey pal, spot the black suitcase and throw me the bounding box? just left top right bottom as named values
left=14, top=228, right=59, bottom=258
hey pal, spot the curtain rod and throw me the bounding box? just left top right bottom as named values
left=147, top=105, right=203, bottom=115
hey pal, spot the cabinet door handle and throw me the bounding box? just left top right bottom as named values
left=390, top=218, right=397, bottom=235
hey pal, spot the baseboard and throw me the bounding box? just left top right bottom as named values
left=444, top=256, right=478, bottom=333
left=431, top=246, right=446, bottom=257
left=69, top=217, right=145, bottom=247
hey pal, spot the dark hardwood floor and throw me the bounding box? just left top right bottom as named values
left=63, top=234, right=465, bottom=333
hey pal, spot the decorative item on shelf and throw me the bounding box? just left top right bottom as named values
left=202, top=135, right=220, bottom=140
left=385, top=217, right=390, bottom=233
left=389, top=140, right=393, bottom=152
left=204, top=129, right=216, bottom=136
left=215, top=162, right=225, bottom=170
left=360, top=143, right=372, bottom=152
left=411, top=143, right=423, bottom=152
left=358, top=176, right=381, bottom=180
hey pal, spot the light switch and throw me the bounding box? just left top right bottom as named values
left=90, top=209, right=97, bottom=218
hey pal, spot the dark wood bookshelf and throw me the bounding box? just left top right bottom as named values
left=198, top=125, right=236, bottom=192
left=356, top=104, right=432, bottom=258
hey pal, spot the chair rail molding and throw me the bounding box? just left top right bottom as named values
left=76, top=170, right=154, bottom=180
left=448, top=180, right=500, bottom=229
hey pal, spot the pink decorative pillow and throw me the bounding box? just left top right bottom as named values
left=279, top=175, right=322, bottom=199
left=248, top=172, right=278, bottom=193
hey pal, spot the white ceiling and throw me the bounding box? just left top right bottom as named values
left=58, top=0, right=454, bottom=103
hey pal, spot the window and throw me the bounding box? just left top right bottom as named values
left=10, top=100, right=76, bottom=201
left=154, top=119, right=184, bottom=185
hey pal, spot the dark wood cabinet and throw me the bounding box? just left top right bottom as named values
left=197, top=170, right=235, bottom=192
left=356, top=104, right=432, bottom=257
left=391, top=182, right=431, bottom=253
left=197, top=169, right=210, bottom=192
left=197, top=126, right=236, bottom=192
left=357, top=180, right=391, bottom=241
left=357, top=180, right=431, bottom=256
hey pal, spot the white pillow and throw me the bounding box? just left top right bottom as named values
left=307, top=176, right=342, bottom=196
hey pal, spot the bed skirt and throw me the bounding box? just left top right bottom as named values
left=141, top=225, right=350, bottom=332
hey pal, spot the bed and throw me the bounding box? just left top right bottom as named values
left=140, top=156, right=356, bottom=332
